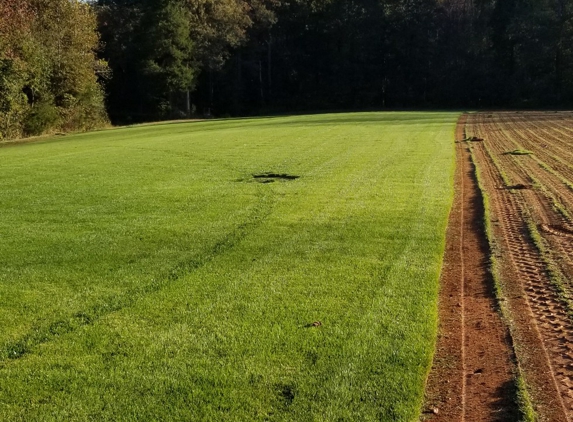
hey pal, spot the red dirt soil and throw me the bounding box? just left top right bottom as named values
left=423, top=116, right=519, bottom=421
left=465, top=112, right=573, bottom=421
left=426, top=112, right=573, bottom=422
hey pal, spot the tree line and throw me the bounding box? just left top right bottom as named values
left=1, top=0, right=572, bottom=138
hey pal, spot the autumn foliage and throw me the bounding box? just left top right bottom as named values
left=0, top=0, right=108, bottom=139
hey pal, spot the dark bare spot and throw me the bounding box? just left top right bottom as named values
left=506, top=184, right=532, bottom=190
left=253, top=173, right=300, bottom=181
left=276, top=383, right=296, bottom=406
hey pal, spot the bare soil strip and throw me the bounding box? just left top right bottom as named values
left=424, top=116, right=518, bottom=421
left=465, top=111, right=573, bottom=421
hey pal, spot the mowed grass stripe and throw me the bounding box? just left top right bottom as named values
left=0, top=112, right=457, bottom=421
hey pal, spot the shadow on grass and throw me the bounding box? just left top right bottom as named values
left=106, top=111, right=459, bottom=132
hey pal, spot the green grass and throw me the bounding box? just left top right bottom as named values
left=0, top=112, right=457, bottom=421
left=504, top=149, right=534, bottom=156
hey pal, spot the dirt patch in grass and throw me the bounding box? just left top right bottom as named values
left=253, top=173, right=300, bottom=181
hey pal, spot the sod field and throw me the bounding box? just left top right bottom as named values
left=0, top=112, right=457, bottom=421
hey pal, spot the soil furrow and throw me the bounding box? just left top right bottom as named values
left=475, top=113, right=573, bottom=295
left=467, top=112, right=573, bottom=421
left=423, top=116, right=518, bottom=421
left=507, top=115, right=573, bottom=172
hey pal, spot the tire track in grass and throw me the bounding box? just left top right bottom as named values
left=0, top=188, right=276, bottom=363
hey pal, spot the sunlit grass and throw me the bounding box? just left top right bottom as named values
left=0, top=112, right=457, bottom=421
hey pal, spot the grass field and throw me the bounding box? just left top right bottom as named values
left=0, top=112, right=457, bottom=421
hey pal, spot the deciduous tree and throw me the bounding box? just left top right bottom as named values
left=0, top=0, right=108, bottom=139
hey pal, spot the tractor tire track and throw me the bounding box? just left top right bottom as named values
left=0, top=188, right=276, bottom=364
left=477, top=113, right=573, bottom=296
left=467, top=112, right=573, bottom=421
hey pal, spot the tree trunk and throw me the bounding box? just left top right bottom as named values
left=259, top=60, right=265, bottom=106
left=209, top=69, right=214, bottom=116
left=267, top=33, right=272, bottom=103
left=235, top=51, right=242, bottom=113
